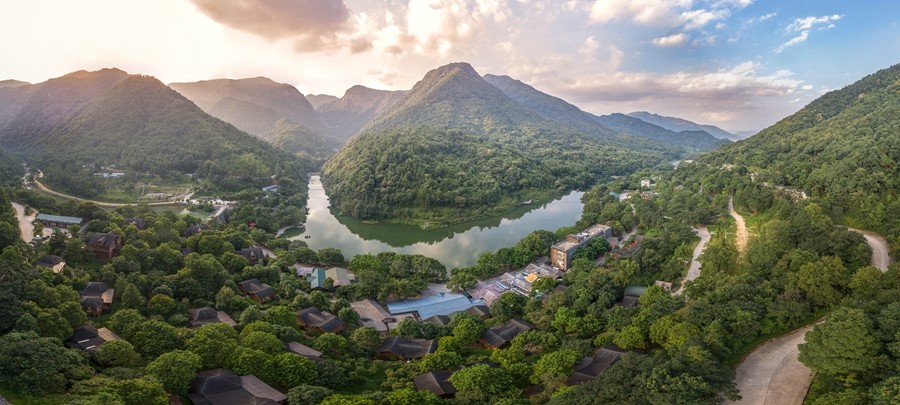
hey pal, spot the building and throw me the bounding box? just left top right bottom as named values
left=413, top=371, right=456, bottom=398
left=376, top=336, right=437, bottom=360
left=80, top=282, right=114, bottom=316
left=237, top=279, right=276, bottom=304
left=479, top=318, right=534, bottom=349
left=296, top=307, right=344, bottom=333
left=66, top=325, right=121, bottom=361
left=285, top=341, right=323, bottom=362
left=35, top=213, right=83, bottom=228
left=550, top=224, right=612, bottom=270
left=350, top=299, right=413, bottom=333
left=640, top=179, right=652, bottom=188
left=465, top=304, right=492, bottom=319
left=386, top=292, right=486, bottom=321
left=183, top=224, right=210, bottom=237
left=619, top=286, right=647, bottom=308
left=501, top=263, right=562, bottom=296
left=654, top=280, right=673, bottom=291
left=35, top=255, right=66, bottom=274
left=294, top=263, right=319, bottom=277
left=423, top=315, right=452, bottom=326
left=236, top=247, right=266, bottom=266
left=189, top=369, right=286, bottom=405
left=188, top=307, right=237, bottom=328
left=308, top=267, right=356, bottom=290
left=124, top=217, right=145, bottom=229
left=87, top=232, right=123, bottom=261
left=566, top=346, right=626, bottom=385
left=261, top=185, right=279, bottom=193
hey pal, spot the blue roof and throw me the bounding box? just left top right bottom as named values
left=308, top=268, right=327, bottom=289
left=35, top=214, right=83, bottom=224
left=386, top=293, right=486, bottom=320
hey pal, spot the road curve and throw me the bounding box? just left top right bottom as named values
left=675, top=226, right=710, bottom=294
left=729, top=196, right=748, bottom=255
left=33, top=178, right=176, bottom=208
left=728, top=324, right=817, bottom=405
left=847, top=228, right=892, bottom=272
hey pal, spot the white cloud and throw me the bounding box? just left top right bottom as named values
left=578, top=36, right=601, bottom=58
left=715, top=22, right=726, bottom=30
left=589, top=0, right=693, bottom=25
left=746, top=12, right=776, bottom=25
left=776, top=14, right=841, bottom=53
left=652, top=33, right=688, bottom=47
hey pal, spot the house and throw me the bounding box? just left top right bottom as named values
left=35, top=214, right=83, bottom=228
left=308, top=267, right=356, bottom=290
left=188, top=369, right=286, bottom=405
left=188, top=307, right=237, bottom=328
left=423, top=315, right=452, bottom=326
left=87, top=232, right=123, bottom=261
left=413, top=371, right=456, bottom=398
left=566, top=346, right=626, bottom=385
left=480, top=318, right=534, bottom=349
left=618, top=286, right=647, bottom=308
left=236, top=247, right=266, bottom=266
left=66, top=325, right=121, bottom=361
left=465, top=305, right=492, bottom=319
left=386, top=292, right=486, bottom=320
left=124, top=217, right=145, bottom=229
left=350, top=299, right=413, bottom=333
left=294, top=263, right=319, bottom=277
left=261, top=185, right=279, bottom=193
left=81, top=282, right=114, bottom=316
left=376, top=336, right=437, bottom=360
left=296, top=307, right=344, bottom=333
left=640, top=179, right=652, bottom=189
left=183, top=224, right=210, bottom=237
left=550, top=224, right=612, bottom=271
left=35, top=255, right=66, bottom=274
left=237, top=279, right=276, bottom=304
left=285, top=341, right=323, bottom=362
left=501, top=263, right=562, bottom=296
left=654, top=280, right=673, bottom=291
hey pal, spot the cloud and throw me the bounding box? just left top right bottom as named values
left=403, top=0, right=512, bottom=56
left=189, top=0, right=360, bottom=52
left=746, top=12, right=776, bottom=25
left=652, top=33, right=688, bottom=47
left=589, top=0, right=693, bottom=25
left=776, top=14, right=842, bottom=53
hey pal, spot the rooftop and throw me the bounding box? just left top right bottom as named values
left=35, top=213, right=83, bottom=225
left=552, top=224, right=611, bottom=252
left=386, top=292, right=485, bottom=320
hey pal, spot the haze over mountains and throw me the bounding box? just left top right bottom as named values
left=628, top=111, right=740, bottom=141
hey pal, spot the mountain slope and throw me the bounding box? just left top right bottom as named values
left=706, top=62, right=900, bottom=244
left=169, top=77, right=336, bottom=157
left=629, top=111, right=736, bottom=140
left=0, top=68, right=130, bottom=148
left=0, top=80, right=28, bottom=89
left=315, top=85, right=407, bottom=140
left=322, top=62, right=673, bottom=225
left=306, top=93, right=339, bottom=109
left=593, top=113, right=728, bottom=151
left=35, top=75, right=309, bottom=192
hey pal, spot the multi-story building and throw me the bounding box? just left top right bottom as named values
left=550, top=224, right=612, bottom=270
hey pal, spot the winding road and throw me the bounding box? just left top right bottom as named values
left=729, top=196, right=748, bottom=255
left=848, top=227, right=892, bottom=271
left=33, top=178, right=176, bottom=208
left=675, top=226, right=710, bottom=294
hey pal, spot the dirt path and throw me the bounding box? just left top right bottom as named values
left=33, top=178, right=175, bottom=208
left=729, top=196, right=748, bottom=255
left=728, top=324, right=817, bottom=405
left=11, top=202, right=38, bottom=242
left=675, top=226, right=710, bottom=294
left=847, top=228, right=892, bottom=271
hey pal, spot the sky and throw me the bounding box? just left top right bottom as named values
left=0, top=0, right=897, bottom=131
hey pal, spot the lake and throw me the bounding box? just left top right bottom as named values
left=291, top=176, right=585, bottom=269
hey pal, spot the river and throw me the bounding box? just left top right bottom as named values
left=290, top=176, right=585, bottom=269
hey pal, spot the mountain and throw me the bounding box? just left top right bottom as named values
left=706, top=63, right=900, bottom=241
left=322, top=62, right=673, bottom=225
left=169, top=77, right=336, bottom=157
left=629, top=111, right=736, bottom=140
left=34, top=75, right=309, bottom=194
left=306, top=93, right=339, bottom=109
left=730, top=130, right=758, bottom=140
left=483, top=74, right=726, bottom=152
left=593, top=113, right=728, bottom=151
left=315, top=85, right=407, bottom=140
left=0, top=68, right=130, bottom=148
left=0, top=80, right=28, bottom=89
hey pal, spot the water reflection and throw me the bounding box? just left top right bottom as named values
left=292, top=176, right=584, bottom=268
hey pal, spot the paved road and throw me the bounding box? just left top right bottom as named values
left=729, top=324, right=817, bottom=405
left=729, top=196, right=748, bottom=255
left=848, top=228, right=892, bottom=271
left=12, top=202, right=38, bottom=242
left=675, top=226, right=710, bottom=294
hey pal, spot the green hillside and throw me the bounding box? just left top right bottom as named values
left=323, top=63, right=675, bottom=226
left=707, top=62, right=900, bottom=249
left=315, top=85, right=408, bottom=140
left=593, top=113, right=728, bottom=152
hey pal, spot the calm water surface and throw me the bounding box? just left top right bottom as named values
left=292, top=176, right=584, bottom=268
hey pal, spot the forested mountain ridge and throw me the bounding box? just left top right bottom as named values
left=0, top=68, right=129, bottom=148
left=306, top=93, right=339, bottom=109
left=0, top=79, right=28, bottom=89
left=593, top=113, right=727, bottom=152
left=705, top=62, right=900, bottom=250
left=629, top=111, right=737, bottom=140
left=314, top=85, right=407, bottom=141
left=34, top=75, right=311, bottom=192
left=169, top=77, right=338, bottom=158
left=322, top=62, right=675, bottom=225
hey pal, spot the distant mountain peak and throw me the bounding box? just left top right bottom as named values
left=628, top=111, right=737, bottom=140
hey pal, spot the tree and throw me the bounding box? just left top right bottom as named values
left=491, top=292, right=528, bottom=320
left=119, top=283, right=145, bottom=311
left=288, top=384, right=333, bottom=405
left=314, top=333, right=348, bottom=356
left=614, top=325, right=647, bottom=349
left=449, top=364, right=516, bottom=403
left=451, top=316, right=483, bottom=345
left=147, top=294, right=177, bottom=317
left=265, top=305, right=297, bottom=328
left=799, top=307, right=880, bottom=377
left=145, top=350, right=202, bottom=395
left=317, top=248, right=345, bottom=266
left=386, top=388, right=441, bottom=405
left=186, top=322, right=240, bottom=369
left=531, top=350, right=580, bottom=388
left=350, top=327, right=382, bottom=355
left=96, top=339, right=143, bottom=368
left=273, top=352, right=318, bottom=387
left=0, top=332, right=90, bottom=394
left=870, top=376, right=900, bottom=405
left=239, top=306, right=263, bottom=327
left=131, top=320, right=183, bottom=358
left=338, top=307, right=360, bottom=326
left=791, top=256, right=850, bottom=308
left=241, top=331, right=284, bottom=355
left=228, top=347, right=275, bottom=382
left=114, top=377, right=168, bottom=405
left=106, top=309, right=145, bottom=339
